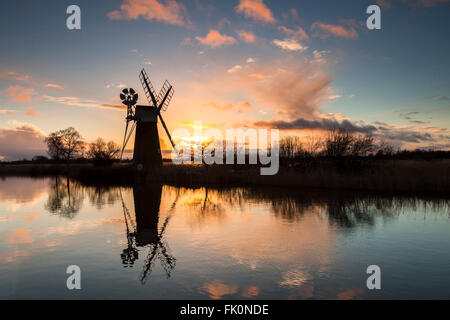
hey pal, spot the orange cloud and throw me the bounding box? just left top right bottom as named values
left=311, top=22, right=358, bottom=39
left=5, top=86, right=36, bottom=102
left=25, top=107, right=39, bottom=117
left=278, top=26, right=311, bottom=42
left=196, top=30, right=237, bottom=48
left=108, top=0, right=190, bottom=26
left=203, top=101, right=253, bottom=113
left=236, top=0, right=276, bottom=24
left=0, top=109, right=15, bottom=116
left=236, top=30, right=256, bottom=43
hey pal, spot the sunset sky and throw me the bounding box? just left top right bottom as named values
left=1, top=0, right=449, bottom=160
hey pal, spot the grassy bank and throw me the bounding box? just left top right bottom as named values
left=1, top=160, right=449, bottom=194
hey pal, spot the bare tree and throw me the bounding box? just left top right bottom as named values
left=376, top=139, right=395, bottom=156
left=304, top=134, right=323, bottom=157
left=350, top=134, right=375, bottom=157
left=88, top=138, right=120, bottom=164
left=45, top=127, right=84, bottom=162
left=324, top=129, right=354, bottom=157
left=280, top=136, right=303, bottom=158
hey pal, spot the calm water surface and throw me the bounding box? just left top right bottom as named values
left=0, top=177, right=449, bottom=299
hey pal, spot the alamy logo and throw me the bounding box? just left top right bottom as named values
left=66, top=5, right=81, bottom=30
left=66, top=265, right=81, bottom=290
left=366, top=265, right=381, bottom=290
left=366, top=5, right=381, bottom=30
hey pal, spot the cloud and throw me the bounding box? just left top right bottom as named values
left=272, top=39, right=308, bottom=51
left=45, top=83, right=63, bottom=90
left=25, top=107, right=39, bottom=117
left=218, top=17, right=231, bottom=29
left=0, top=69, right=64, bottom=92
left=108, top=0, right=190, bottom=27
left=311, top=22, right=358, bottom=39
left=230, top=63, right=332, bottom=119
left=235, top=0, right=276, bottom=24
left=278, top=26, right=311, bottom=42
left=4, top=86, right=36, bottom=103
left=311, top=50, right=330, bottom=64
left=227, top=65, right=243, bottom=73
left=0, top=109, right=15, bottom=116
left=180, top=37, right=193, bottom=46
left=409, top=120, right=429, bottom=125
left=254, top=117, right=377, bottom=134
left=377, top=125, right=435, bottom=143
left=0, top=70, right=32, bottom=83
left=247, top=57, right=256, bottom=63
left=196, top=30, right=237, bottom=48
left=253, top=115, right=448, bottom=146
left=43, top=95, right=125, bottom=111
left=203, top=101, right=253, bottom=113
left=236, top=30, right=256, bottom=43
left=0, top=121, right=47, bottom=161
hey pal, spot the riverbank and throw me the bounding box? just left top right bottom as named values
left=1, top=160, right=449, bottom=194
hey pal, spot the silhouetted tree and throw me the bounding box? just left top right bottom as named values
left=45, top=133, right=64, bottom=160
left=45, top=127, right=84, bottom=162
left=87, top=138, right=120, bottom=165
left=324, top=129, right=354, bottom=157
left=280, top=136, right=303, bottom=158
left=350, top=134, right=375, bottom=157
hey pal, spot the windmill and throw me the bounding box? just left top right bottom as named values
left=119, top=68, right=176, bottom=170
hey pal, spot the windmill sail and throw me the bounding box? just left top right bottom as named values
left=139, top=68, right=159, bottom=107
left=158, top=113, right=176, bottom=149
left=157, top=80, right=174, bottom=112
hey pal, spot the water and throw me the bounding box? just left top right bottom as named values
left=0, top=176, right=449, bottom=299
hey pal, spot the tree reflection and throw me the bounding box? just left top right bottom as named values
left=45, top=176, right=84, bottom=219
left=45, top=178, right=123, bottom=218
left=177, top=186, right=450, bottom=229
left=86, top=186, right=121, bottom=209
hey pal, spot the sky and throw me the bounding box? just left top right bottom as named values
left=0, top=0, right=449, bottom=160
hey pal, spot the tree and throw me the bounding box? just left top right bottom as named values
left=280, top=136, right=303, bottom=158
left=324, top=129, right=354, bottom=157
left=376, top=139, right=395, bottom=157
left=45, top=133, right=64, bottom=160
left=350, top=134, right=375, bottom=157
left=304, top=134, right=323, bottom=157
left=45, top=127, right=84, bottom=162
left=87, top=138, right=120, bottom=165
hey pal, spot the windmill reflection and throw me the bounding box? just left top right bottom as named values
left=120, top=184, right=177, bottom=284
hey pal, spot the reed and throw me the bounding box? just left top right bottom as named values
left=1, top=159, right=449, bottom=194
